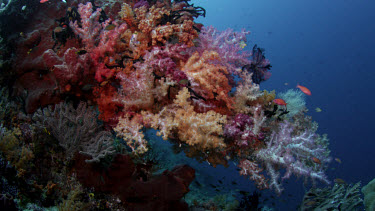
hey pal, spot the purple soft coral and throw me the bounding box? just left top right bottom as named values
left=224, top=113, right=265, bottom=148
left=193, top=26, right=251, bottom=74
left=256, top=121, right=331, bottom=194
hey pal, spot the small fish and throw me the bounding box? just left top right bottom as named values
left=105, top=24, right=116, bottom=31
left=88, top=192, right=95, bottom=199
left=21, top=5, right=26, bottom=11
left=209, top=184, right=216, bottom=188
left=100, top=81, right=108, bottom=86
left=20, top=32, right=25, bottom=38
left=215, top=188, right=220, bottom=192
left=179, top=79, right=189, bottom=86
left=296, top=84, right=311, bottom=95
left=81, top=84, right=94, bottom=91
left=315, top=107, right=322, bottom=112
left=27, top=48, right=33, bottom=55
left=284, top=82, right=289, bottom=86
left=335, top=158, right=342, bottom=164
left=44, top=128, right=51, bottom=135
left=239, top=40, right=247, bottom=49
left=312, top=157, right=321, bottom=164
left=194, top=181, right=202, bottom=187
left=40, top=0, right=49, bottom=3
left=218, top=180, right=223, bottom=184
left=76, top=49, right=87, bottom=55
left=239, top=191, right=249, bottom=195
left=273, top=99, right=287, bottom=107
left=334, top=178, right=346, bottom=184
left=231, top=181, right=238, bottom=185
left=305, top=200, right=317, bottom=206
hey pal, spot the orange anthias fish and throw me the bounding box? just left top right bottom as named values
left=312, top=157, right=321, bottom=164
left=40, top=0, right=49, bottom=3
left=296, top=84, right=311, bottom=96
left=273, top=99, right=287, bottom=108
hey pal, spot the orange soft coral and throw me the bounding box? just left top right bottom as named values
left=135, top=5, right=170, bottom=34
left=151, top=20, right=198, bottom=47
left=181, top=50, right=234, bottom=110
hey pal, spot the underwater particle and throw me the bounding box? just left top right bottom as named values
left=315, top=107, right=322, bottom=112
left=21, top=5, right=26, bottom=11
left=284, top=82, right=289, bottom=86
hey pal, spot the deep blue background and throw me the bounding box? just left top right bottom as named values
left=189, top=0, right=375, bottom=209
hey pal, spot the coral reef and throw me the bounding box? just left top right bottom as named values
left=33, top=102, right=115, bottom=163
left=0, top=0, right=333, bottom=209
left=301, top=182, right=363, bottom=210
left=362, top=178, right=375, bottom=211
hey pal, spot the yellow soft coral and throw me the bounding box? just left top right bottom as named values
left=142, top=88, right=227, bottom=150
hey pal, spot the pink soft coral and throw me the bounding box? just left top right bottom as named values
left=70, top=2, right=127, bottom=83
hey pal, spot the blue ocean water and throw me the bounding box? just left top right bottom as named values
left=191, top=0, right=375, bottom=209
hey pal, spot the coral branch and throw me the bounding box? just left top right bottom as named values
left=238, top=159, right=268, bottom=190
left=256, top=121, right=331, bottom=194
